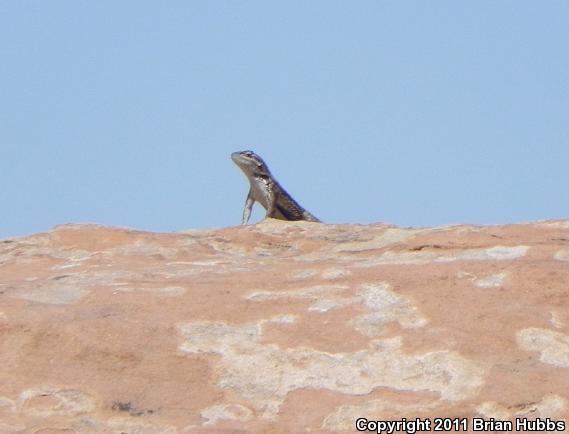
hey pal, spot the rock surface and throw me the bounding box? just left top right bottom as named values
left=1, top=220, right=569, bottom=433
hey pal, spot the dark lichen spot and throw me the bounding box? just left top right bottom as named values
left=51, top=274, right=71, bottom=280
left=112, top=401, right=133, bottom=412
left=111, top=401, right=156, bottom=417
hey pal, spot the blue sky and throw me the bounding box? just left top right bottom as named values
left=1, top=1, right=567, bottom=238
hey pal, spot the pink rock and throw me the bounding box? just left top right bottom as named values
left=0, top=220, right=568, bottom=432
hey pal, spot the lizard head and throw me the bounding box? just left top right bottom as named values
left=231, top=150, right=271, bottom=177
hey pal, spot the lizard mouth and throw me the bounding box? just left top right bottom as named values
left=231, top=151, right=257, bottom=167
left=230, top=152, right=248, bottom=166
left=231, top=150, right=269, bottom=176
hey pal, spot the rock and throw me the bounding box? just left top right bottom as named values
left=0, top=220, right=568, bottom=432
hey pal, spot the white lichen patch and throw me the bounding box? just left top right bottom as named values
left=537, top=221, right=569, bottom=229
left=49, top=251, right=94, bottom=271
left=105, top=418, right=177, bottom=434
left=0, top=396, right=15, bottom=410
left=446, top=245, right=529, bottom=260
left=321, top=268, right=346, bottom=280
left=247, top=282, right=426, bottom=329
left=168, top=260, right=219, bottom=267
left=352, top=283, right=427, bottom=336
left=0, top=236, right=93, bottom=266
left=290, top=268, right=352, bottom=281
left=358, top=245, right=529, bottom=267
left=204, top=239, right=252, bottom=257
left=160, top=286, right=187, bottom=296
left=308, top=298, right=354, bottom=313
left=550, top=311, right=565, bottom=329
left=52, top=262, right=85, bottom=270
left=246, top=285, right=349, bottom=302
left=112, top=286, right=186, bottom=296
left=457, top=271, right=476, bottom=280
left=201, top=403, right=254, bottom=426
left=248, top=284, right=356, bottom=314
left=104, top=240, right=178, bottom=258
left=289, top=269, right=319, bottom=280
left=158, top=263, right=219, bottom=279
left=517, top=328, right=569, bottom=368
left=474, top=272, right=508, bottom=288
left=40, top=249, right=93, bottom=262
left=178, top=322, right=485, bottom=418
left=6, top=269, right=135, bottom=305
left=321, top=268, right=352, bottom=279
left=322, top=399, right=438, bottom=431
left=20, top=388, right=94, bottom=417
left=332, top=228, right=423, bottom=253
left=554, top=249, right=569, bottom=262
left=268, top=314, right=297, bottom=324
left=10, top=285, right=89, bottom=305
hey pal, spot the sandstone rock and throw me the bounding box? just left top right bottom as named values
left=0, top=220, right=568, bottom=432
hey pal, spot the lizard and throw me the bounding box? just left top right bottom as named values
left=231, top=150, right=321, bottom=224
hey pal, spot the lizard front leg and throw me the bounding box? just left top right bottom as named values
left=242, top=190, right=255, bottom=224
left=265, top=188, right=279, bottom=219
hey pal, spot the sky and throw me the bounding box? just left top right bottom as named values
left=1, top=1, right=568, bottom=238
